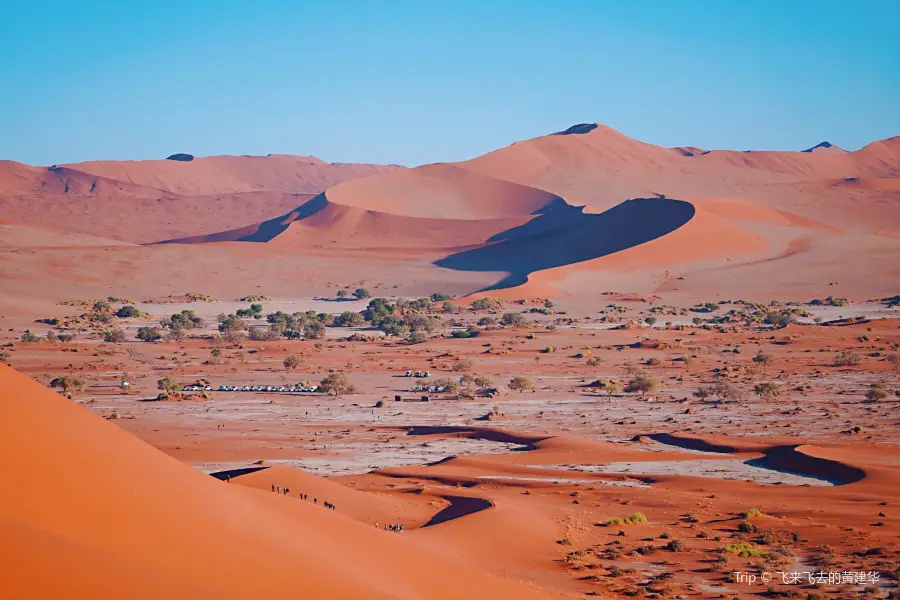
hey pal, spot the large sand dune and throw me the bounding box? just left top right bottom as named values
left=0, top=124, right=898, bottom=303
left=0, top=155, right=402, bottom=243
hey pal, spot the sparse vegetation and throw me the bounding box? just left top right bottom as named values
left=753, top=382, right=781, bottom=402
left=103, top=328, right=126, bottom=343
left=353, top=288, right=371, bottom=300
left=136, top=327, right=162, bottom=342
left=833, top=350, right=861, bottom=366
left=752, top=352, right=772, bottom=365
left=864, top=382, right=887, bottom=403
left=115, top=305, right=143, bottom=318
left=283, top=355, right=303, bottom=371
left=50, top=376, right=85, bottom=397
left=157, top=376, right=180, bottom=396
left=319, top=372, right=356, bottom=397
left=304, top=321, right=326, bottom=339
left=606, top=513, right=648, bottom=526
left=470, top=298, right=501, bottom=311
left=21, top=330, right=40, bottom=343
left=332, top=311, right=364, bottom=327
left=451, top=359, right=474, bottom=372
left=508, top=376, right=535, bottom=392
left=716, top=542, right=766, bottom=557
left=886, top=353, right=900, bottom=371
left=627, top=373, right=660, bottom=398
left=500, top=312, right=528, bottom=327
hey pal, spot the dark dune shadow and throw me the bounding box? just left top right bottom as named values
left=643, top=433, right=747, bottom=454
left=747, top=446, right=865, bottom=485
left=422, top=495, right=493, bottom=527
left=209, top=466, right=269, bottom=480
left=154, top=193, right=330, bottom=244
left=554, top=123, right=598, bottom=135
left=434, top=198, right=695, bottom=291
left=404, top=425, right=548, bottom=447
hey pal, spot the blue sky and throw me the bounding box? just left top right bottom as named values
left=1, top=1, right=898, bottom=166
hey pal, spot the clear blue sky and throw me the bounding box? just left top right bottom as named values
left=1, top=1, right=898, bottom=166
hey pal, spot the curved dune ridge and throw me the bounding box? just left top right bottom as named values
left=0, top=364, right=567, bottom=600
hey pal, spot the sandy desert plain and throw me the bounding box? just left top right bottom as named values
left=1, top=124, right=900, bottom=599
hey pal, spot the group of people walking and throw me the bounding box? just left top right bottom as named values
left=375, top=522, right=404, bottom=533
left=270, top=485, right=333, bottom=511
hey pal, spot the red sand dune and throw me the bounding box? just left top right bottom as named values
left=0, top=155, right=402, bottom=243
left=0, top=364, right=568, bottom=599
left=0, top=123, right=898, bottom=302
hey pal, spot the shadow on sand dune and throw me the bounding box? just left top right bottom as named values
left=434, top=197, right=695, bottom=290
left=155, top=193, right=330, bottom=244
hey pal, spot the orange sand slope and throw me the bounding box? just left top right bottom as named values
left=0, top=365, right=568, bottom=600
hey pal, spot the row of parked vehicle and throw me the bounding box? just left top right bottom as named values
left=403, top=371, right=432, bottom=378
left=180, top=385, right=319, bottom=393
left=411, top=385, right=448, bottom=393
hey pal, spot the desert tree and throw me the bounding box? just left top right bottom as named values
left=628, top=373, right=660, bottom=398
left=473, top=374, right=493, bottom=388
left=319, top=372, right=356, bottom=397
left=500, top=312, right=528, bottom=327
left=115, top=305, right=142, bottom=318
left=304, top=321, right=326, bottom=339
left=157, top=376, right=181, bottom=396
left=103, top=327, right=126, bottom=343
left=353, top=288, right=371, bottom=300
left=136, top=327, right=162, bottom=342
left=604, top=379, right=622, bottom=400
left=50, top=376, right=85, bottom=397
left=692, top=385, right=716, bottom=402
left=283, top=355, right=303, bottom=371
left=752, top=352, right=772, bottom=365
left=508, top=376, right=535, bottom=393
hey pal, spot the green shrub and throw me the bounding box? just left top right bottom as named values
left=716, top=542, right=766, bottom=557
left=115, top=305, right=142, bottom=318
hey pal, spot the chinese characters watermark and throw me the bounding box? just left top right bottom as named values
left=733, top=570, right=880, bottom=586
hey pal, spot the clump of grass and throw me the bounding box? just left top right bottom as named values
left=743, top=508, right=765, bottom=519
left=716, top=542, right=767, bottom=557
left=606, top=512, right=648, bottom=526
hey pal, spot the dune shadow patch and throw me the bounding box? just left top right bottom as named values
left=434, top=197, right=695, bottom=290
left=154, top=193, right=330, bottom=244
left=748, top=447, right=865, bottom=486
left=554, top=123, right=599, bottom=135
left=423, top=495, right=493, bottom=527
left=209, top=466, right=269, bottom=480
